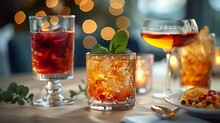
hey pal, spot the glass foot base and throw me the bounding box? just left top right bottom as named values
left=88, top=97, right=135, bottom=111
left=152, top=92, right=173, bottom=99
left=88, top=103, right=134, bottom=111
left=136, top=88, right=151, bottom=94
left=152, top=93, right=167, bottom=99
left=33, top=98, right=75, bottom=107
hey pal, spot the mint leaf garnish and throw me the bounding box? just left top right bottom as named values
left=109, top=30, right=128, bottom=54
left=69, top=80, right=87, bottom=98
left=90, top=43, right=111, bottom=54
left=90, top=30, right=130, bottom=54
left=0, top=82, right=34, bottom=105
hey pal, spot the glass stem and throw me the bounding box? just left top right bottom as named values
left=44, top=80, right=64, bottom=104
left=165, top=52, right=172, bottom=95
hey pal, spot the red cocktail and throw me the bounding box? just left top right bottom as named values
left=31, top=31, right=74, bottom=74
left=29, top=15, right=75, bottom=107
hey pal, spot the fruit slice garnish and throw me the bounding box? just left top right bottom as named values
left=180, top=87, right=208, bottom=101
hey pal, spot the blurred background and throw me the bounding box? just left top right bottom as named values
left=0, top=0, right=219, bottom=76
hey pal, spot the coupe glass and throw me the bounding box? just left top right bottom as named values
left=29, top=15, right=75, bottom=106
left=141, top=19, right=198, bottom=99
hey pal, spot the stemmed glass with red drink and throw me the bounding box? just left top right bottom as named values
left=29, top=15, right=75, bottom=106
left=141, top=19, right=198, bottom=98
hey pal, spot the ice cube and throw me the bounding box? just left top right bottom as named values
left=51, top=47, right=67, bottom=60
left=35, top=28, right=42, bottom=32
left=31, top=31, right=54, bottom=48
left=51, top=27, right=67, bottom=43
left=51, top=32, right=68, bottom=46
left=31, top=32, right=44, bottom=42
left=52, top=27, right=66, bottom=32
left=100, top=59, right=112, bottom=69
left=33, top=49, right=49, bottom=61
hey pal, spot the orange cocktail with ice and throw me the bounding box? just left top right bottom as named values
left=86, top=30, right=136, bottom=110
left=86, top=53, right=136, bottom=110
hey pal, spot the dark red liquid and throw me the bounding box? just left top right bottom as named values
left=31, top=31, right=74, bottom=74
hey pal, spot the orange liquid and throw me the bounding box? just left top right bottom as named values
left=178, top=36, right=214, bottom=90
left=141, top=32, right=197, bottom=50
left=31, top=31, right=74, bottom=74
left=86, top=55, right=136, bottom=102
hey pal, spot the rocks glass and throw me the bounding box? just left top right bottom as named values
left=178, top=33, right=215, bottom=91
left=86, top=52, right=136, bottom=110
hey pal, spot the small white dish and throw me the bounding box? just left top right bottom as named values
left=165, top=92, right=220, bottom=119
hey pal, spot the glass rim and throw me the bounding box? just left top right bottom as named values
left=86, top=52, right=136, bottom=56
left=141, top=18, right=198, bottom=32
left=137, top=53, right=154, bottom=58
left=29, top=15, right=76, bottom=19
left=143, top=18, right=196, bottom=22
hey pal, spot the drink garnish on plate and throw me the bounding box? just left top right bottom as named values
left=180, top=87, right=220, bottom=109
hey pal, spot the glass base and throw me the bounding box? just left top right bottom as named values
left=136, top=88, right=151, bottom=94
left=152, top=91, right=173, bottom=99
left=152, top=93, right=167, bottom=99
left=88, top=97, right=135, bottom=111
left=33, top=98, right=75, bottom=107
left=33, top=79, right=75, bottom=107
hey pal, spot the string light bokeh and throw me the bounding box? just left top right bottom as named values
left=13, top=0, right=130, bottom=49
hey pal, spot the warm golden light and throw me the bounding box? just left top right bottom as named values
left=135, top=56, right=149, bottom=88
left=137, top=55, right=141, bottom=60
left=35, top=11, right=47, bottom=16
left=58, top=6, right=71, bottom=15
left=41, top=21, right=50, bottom=31
left=109, top=5, right=123, bottom=16
left=101, top=27, right=115, bottom=41
left=79, top=0, right=94, bottom=12
left=110, top=0, right=125, bottom=9
left=136, top=69, right=144, bottom=79
left=14, top=11, right=26, bottom=24
left=79, top=0, right=89, bottom=6
left=216, top=56, right=220, bottom=65
left=50, top=16, right=59, bottom=25
left=82, top=19, right=97, bottom=34
left=46, top=0, right=58, bottom=8
left=75, top=0, right=81, bottom=5
left=116, top=16, right=130, bottom=29
left=75, top=0, right=88, bottom=5
left=83, top=36, right=97, bottom=49
left=170, top=55, right=178, bottom=65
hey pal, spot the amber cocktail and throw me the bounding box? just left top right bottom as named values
left=178, top=34, right=215, bottom=90
left=141, top=19, right=198, bottom=99
left=86, top=52, right=136, bottom=110
left=141, top=33, right=197, bottom=49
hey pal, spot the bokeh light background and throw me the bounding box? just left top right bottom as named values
left=13, top=0, right=131, bottom=50
left=1, top=0, right=220, bottom=75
